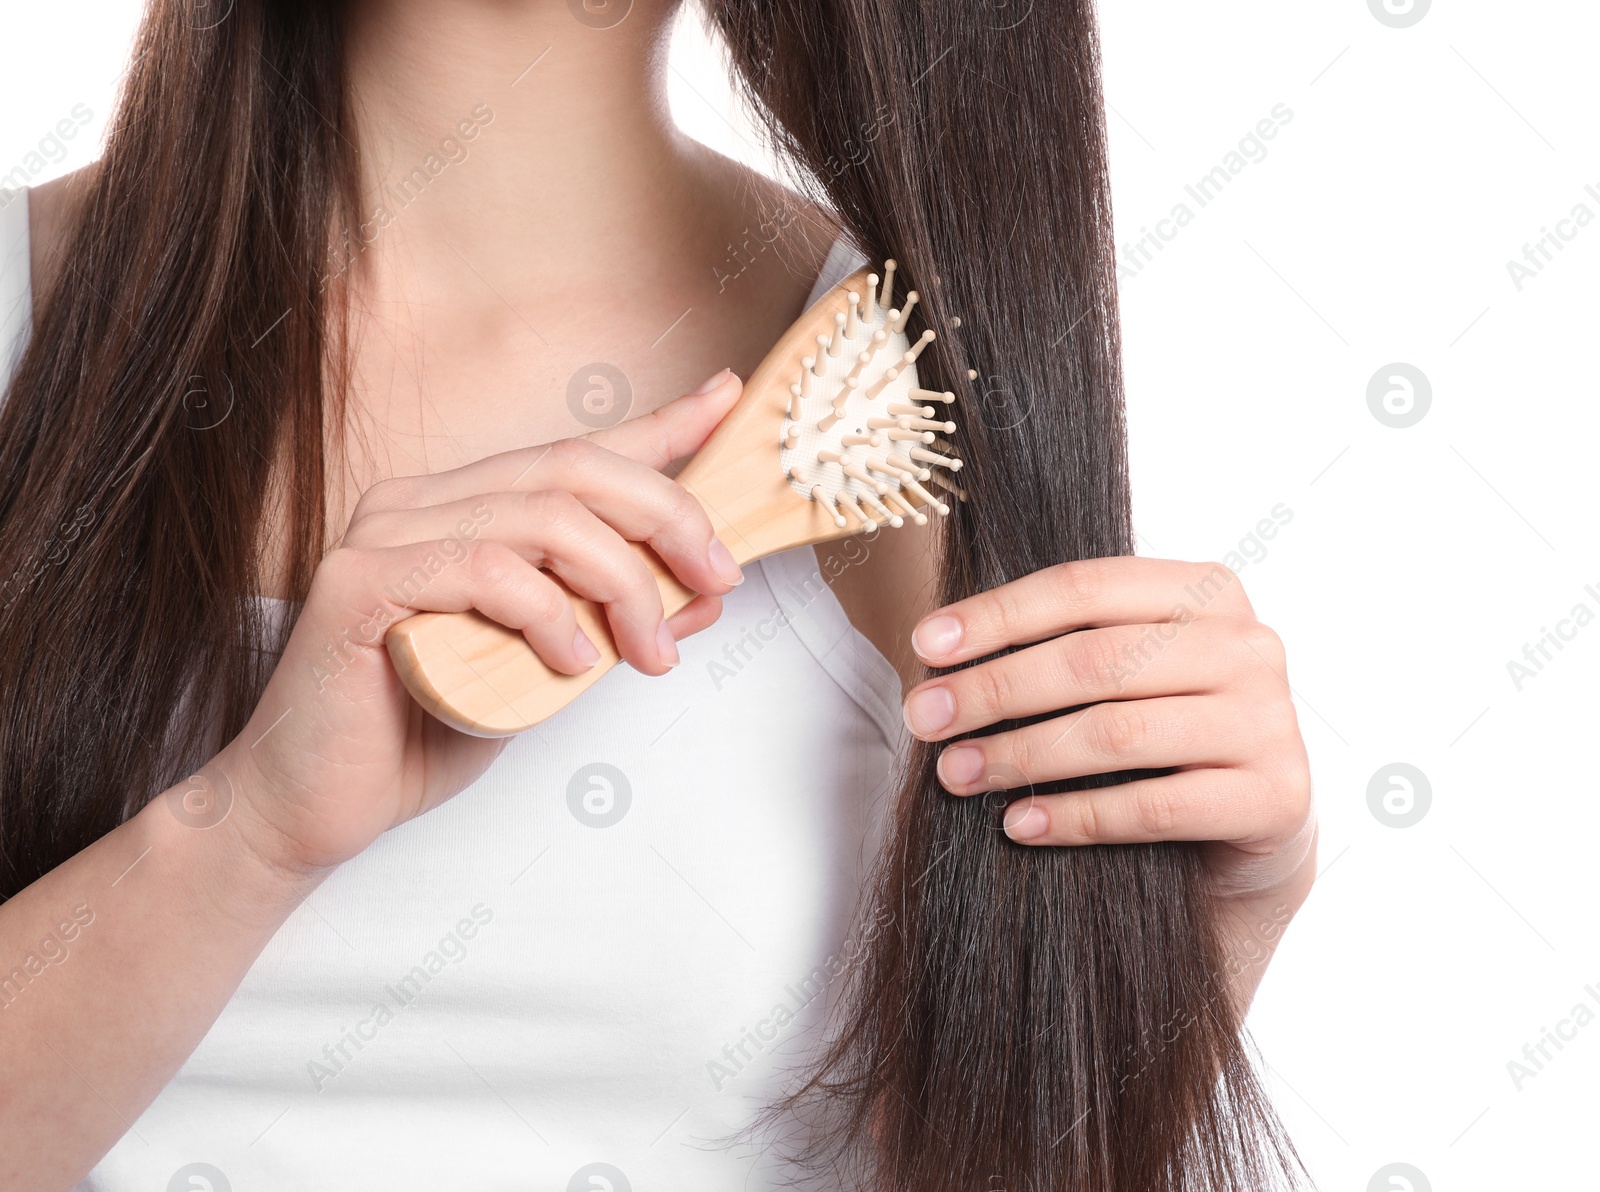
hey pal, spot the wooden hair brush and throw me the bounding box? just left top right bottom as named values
left=385, top=259, right=965, bottom=736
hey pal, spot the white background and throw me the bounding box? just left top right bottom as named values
left=3, top=2, right=1595, bottom=1188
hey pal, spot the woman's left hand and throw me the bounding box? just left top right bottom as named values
left=900, top=556, right=1317, bottom=999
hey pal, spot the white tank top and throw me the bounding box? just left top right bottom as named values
left=0, top=189, right=903, bottom=1191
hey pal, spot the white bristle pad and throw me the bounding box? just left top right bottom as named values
left=778, top=297, right=941, bottom=522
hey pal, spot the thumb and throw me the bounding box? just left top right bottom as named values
left=583, top=368, right=742, bottom=472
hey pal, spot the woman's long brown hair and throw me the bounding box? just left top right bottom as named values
left=709, top=2, right=1304, bottom=1188
left=0, top=0, right=1301, bottom=1187
left=0, top=0, right=350, bottom=889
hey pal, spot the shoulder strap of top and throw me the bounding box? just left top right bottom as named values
left=0, top=188, right=32, bottom=396
left=803, top=232, right=869, bottom=310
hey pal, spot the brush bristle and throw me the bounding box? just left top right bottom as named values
left=779, top=260, right=963, bottom=529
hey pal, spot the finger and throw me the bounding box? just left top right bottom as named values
left=583, top=368, right=743, bottom=469
left=994, top=768, right=1300, bottom=847
left=932, top=695, right=1242, bottom=793
left=348, top=481, right=744, bottom=598
left=507, top=492, right=676, bottom=674
left=666, top=593, right=723, bottom=641
left=908, top=557, right=1255, bottom=668
left=903, top=616, right=1279, bottom=740
left=357, top=491, right=679, bottom=673
left=315, top=542, right=596, bottom=675
left=547, top=454, right=742, bottom=596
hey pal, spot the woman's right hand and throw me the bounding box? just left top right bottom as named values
left=208, top=368, right=746, bottom=882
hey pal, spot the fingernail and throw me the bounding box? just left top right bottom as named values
left=937, top=745, right=984, bottom=787
left=708, top=537, right=744, bottom=586
left=656, top=621, right=680, bottom=668
left=692, top=367, right=731, bottom=395
left=903, top=687, right=956, bottom=737
left=1003, top=802, right=1047, bottom=842
left=573, top=629, right=600, bottom=668
left=912, top=615, right=962, bottom=662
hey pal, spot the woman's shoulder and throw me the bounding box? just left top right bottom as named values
left=0, top=188, right=29, bottom=368
left=26, top=167, right=94, bottom=304
left=687, top=140, right=856, bottom=296
left=1, top=169, right=95, bottom=395
left=0, top=166, right=93, bottom=332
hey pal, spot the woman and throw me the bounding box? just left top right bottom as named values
left=0, top=1, right=1316, bottom=1188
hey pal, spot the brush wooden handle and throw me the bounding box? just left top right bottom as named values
left=386, top=532, right=717, bottom=738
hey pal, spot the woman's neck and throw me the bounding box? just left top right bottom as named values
left=317, top=0, right=836, bottom=540
left=342, top=0, right=695, bottom=306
